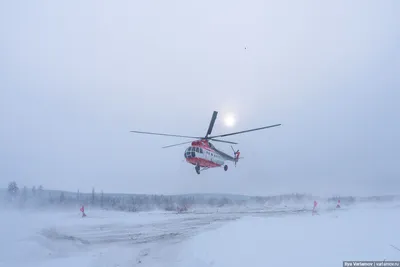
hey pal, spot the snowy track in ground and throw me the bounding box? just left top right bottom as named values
left=36, top=207, right=317, bottom=248
left=0, top=205, right=355, bottom=267
left=40, top=212, right=241, bottom=246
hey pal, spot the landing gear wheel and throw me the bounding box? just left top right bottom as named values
left=224, top=165, right=228, bottom=171
left=195, top=164, right=200, bottom=174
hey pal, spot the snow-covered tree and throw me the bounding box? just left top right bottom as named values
left=91, top=187, right=95, bottom=204
left=100, top=190, right=104, bottom=208
left=8, top=181, right=19, bottom=196
left=60, top=192, right=65, bottom=203
left=37, top=185, right=44, bottom=197
left=21, top=186, right=27, bottom=201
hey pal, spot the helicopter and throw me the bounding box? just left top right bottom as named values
left=130, top=111, right=281, bottom=174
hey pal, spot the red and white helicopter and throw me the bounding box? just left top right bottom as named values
left=130, top=111, right=280, bottom=174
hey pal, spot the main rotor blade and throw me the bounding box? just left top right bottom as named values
left=162, top=140, right=194, bottom=149
left=130, top=130, right=202, bottom=139
left=206, top=111, right=218, bottom=137
left=208, top=124, right=281, bottom=138
left=210, top=138, right=238, bottom=145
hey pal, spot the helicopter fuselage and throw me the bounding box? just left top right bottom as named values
left=184, top=144, right=224, bottom=168
left=183, top=140, right=236, bottom=173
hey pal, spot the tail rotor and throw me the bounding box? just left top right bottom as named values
left=231, top=146, right=241, bottom=167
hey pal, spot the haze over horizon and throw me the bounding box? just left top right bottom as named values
left=1, top=1, right=399, bottom=197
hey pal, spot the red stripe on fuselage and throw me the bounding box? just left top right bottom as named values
left=186, top=157, right=221, bottom=168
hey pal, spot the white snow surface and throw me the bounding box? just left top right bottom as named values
left=178, top=204, right=400, bottom=267
left=1, top=203, right=399, bottom=267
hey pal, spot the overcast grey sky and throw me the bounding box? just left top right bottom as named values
left=0, top=0, right=399, bottom=196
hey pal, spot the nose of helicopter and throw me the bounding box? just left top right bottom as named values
left=184, top=146, right=196, bottom=159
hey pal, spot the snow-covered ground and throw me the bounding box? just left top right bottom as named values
left=1, top=202, right=399, bottom=267
left=177, top=204, right=400, bottom=267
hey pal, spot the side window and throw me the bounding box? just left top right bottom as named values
left=200, top=148, right=203, bottom=153
left=196, top=147, right=199, bottom=153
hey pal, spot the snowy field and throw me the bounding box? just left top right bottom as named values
left=1, top=202, right=400, bottom=267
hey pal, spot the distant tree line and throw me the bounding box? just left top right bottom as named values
left=2, top=181, right=220, bottom=211
left=3, top=181, right=398, bottom=212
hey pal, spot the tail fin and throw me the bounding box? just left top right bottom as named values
left=230, top=146, right=241, bottom=167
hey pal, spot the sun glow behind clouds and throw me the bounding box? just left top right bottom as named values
left=224, top=113, right=236, bottom=127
